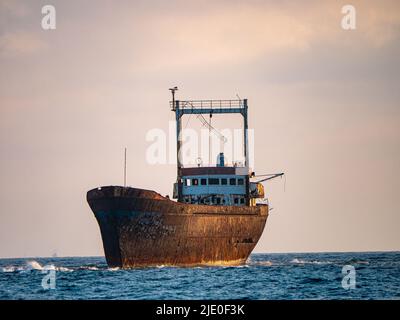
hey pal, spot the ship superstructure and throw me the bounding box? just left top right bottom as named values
left=171, top=98, right=265, bottom=206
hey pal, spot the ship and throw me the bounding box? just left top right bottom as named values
left=87, top=88, right=283, bottom=268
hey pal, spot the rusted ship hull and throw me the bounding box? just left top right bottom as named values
left=87, top=186, right=268, bottom=268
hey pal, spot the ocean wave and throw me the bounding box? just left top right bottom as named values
left=77, top=266, right=100, bottom=271
left=108, top=267, right=120, bottom=271
left=290, top=258, right=333, bottom=265
left=0, top=253, right=399, bottom=299
left=233, top=265, right=250, bottom=268
left=86, top=266, right=100, bottom=270
left=248, top=260, right=273, bottom=266
left=27, top=260, right=44, bottom=270
left=219, top=264, right=250, bottom=269
left=2, top=263, right=123, bottom=272
left=345, top=259, right=370, bottom=265
left=1, top=260, right=73, bottom=273
left=27, top=260, right=73, bottom=272
left=1, top=266, right=22, bottom=273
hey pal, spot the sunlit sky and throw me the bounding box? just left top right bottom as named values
left=0, top=0, right=399, bottom=258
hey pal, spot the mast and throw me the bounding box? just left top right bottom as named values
left=169, top=86, right=180, bottom=175
left=124, top=147, right=127, bottom=187
left=169, top=86, right=183, bottom=201
left=208, top=113, right=212, bottom=165
left=243, top=99, right=249, bottom=170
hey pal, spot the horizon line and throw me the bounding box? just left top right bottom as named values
left=1, top=249, right=399, bottom=260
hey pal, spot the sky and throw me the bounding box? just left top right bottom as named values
left=0, top=0, right=399, bottom=258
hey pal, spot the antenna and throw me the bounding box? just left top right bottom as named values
left=169, top=86, right=178, bottom=110
left=124, top=147, right=127, bottom=187
left=236, top=94, right=245, bottom=110
left=209, top=113, right=212, bottom=165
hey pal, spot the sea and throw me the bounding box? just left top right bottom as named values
left=0, top=252, right=399, bottom=300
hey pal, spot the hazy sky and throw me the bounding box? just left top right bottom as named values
left=0, top=0, right=399, bottom=258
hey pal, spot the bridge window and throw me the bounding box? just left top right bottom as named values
left=192, top=178, right=198, bottom=186
left=216, top=197, right=221, bottom=205
left=208, top=178, right=219, bottom=185
left=240, top=198, right=245, bottom=204
left=234, top=197, right=239, bottom=204
left=238, top=178, right=244, bottom=185
left=201, top=178, right=207, bottom=185
left=229, top=178, right=236, bottom=185
left=221, top=178, right=227, bottom=185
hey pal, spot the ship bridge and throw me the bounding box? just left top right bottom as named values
left=176, top=155, right=250, bottom=206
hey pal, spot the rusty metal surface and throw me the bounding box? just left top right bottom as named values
left=87, top=186, right=268, bottom=268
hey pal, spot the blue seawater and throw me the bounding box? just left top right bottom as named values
left=0, top=252, right=399, bottom=300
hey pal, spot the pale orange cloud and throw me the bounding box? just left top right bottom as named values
left=0, top=0, right=29, bottom=18
left=119, top=1, right=400, bottom=72
left=0, top=32, right=47, bottom=57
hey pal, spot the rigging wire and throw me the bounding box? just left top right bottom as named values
left=196, top=114, right=227, bottom=143
left=183, top=101, right=193, bottom=129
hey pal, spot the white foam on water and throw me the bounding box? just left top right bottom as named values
left=290, top=258, right=333, bottom=265
left=27, top=260, right=44, bottom=270
left=253, top=261, right=273, bottom=266
left=312, top=261, right=333, bottom=265
left=58, top=266, right=73, bottom=272
left=78, top=266, right=98, bottom=270
left=27, top=261, right=72, bottom=271
left=290, top=258, right=304, bottom=264
left=108, top=267, right=120, bottom=271
left=86, top=266, right=99, bottom=270
left=43, top=264, right=57, bottom=271
left=246, top=258, right=273, bottom=266
left=2, top=266, right=17, bottom=273
left=1, top=261, right=45, bottom=273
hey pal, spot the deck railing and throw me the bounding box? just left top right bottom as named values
left=170, top=99, right=244, bottom=110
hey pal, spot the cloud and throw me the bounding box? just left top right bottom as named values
left=0, top=32, right=47, bottom=57
left=125, top=4, right=315, bottom=70
left=0, top=0, right=29, bottom=18
left=360, top=1, right=400, bottom=47
left=117, top=0, right=400, bottom=72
